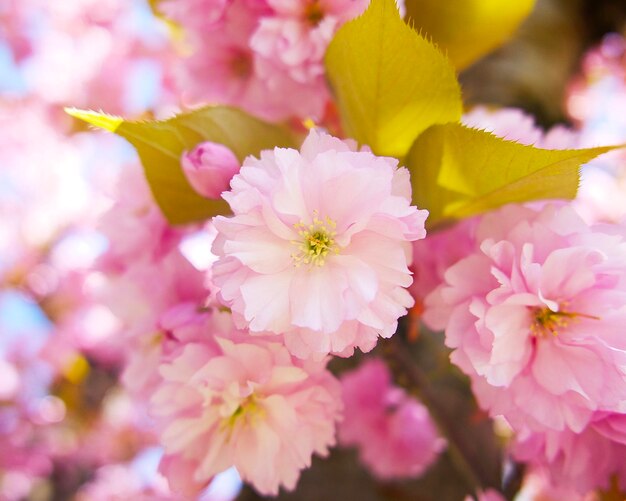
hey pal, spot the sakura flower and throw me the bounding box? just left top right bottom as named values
left=514, top=412, right=626, bottom=494
left=424, top=203, right=626, bottom=433
left=121, top=302, right=217, bottom=397
left=10, top=0, right=175, bottom=114
left=97, top=163, right=187, bottom=273
left=159, top=0, right=232, bottom=33
left=409, top=107, right=585, bottom=336
left=0, top=360, right=20, bottom=401
left=0, top=99, right=97, bottom=266
left=338, top=359, right=445, bottom=480
left=212, top=129, right=428, bottom=359
left=409, top=217, right=477, bottom=318
left=181, top=141, right=240, bottom=199
left=573, top=167, right=626, bottom=225
left=173, top=1, right=268, bottom=111
left=515, top=467, right=600, bottom=500
left=151, top=335, right=341, bottom=496
left=462, top=106, right=580, bottom=149
left=170, top=0, right=366, bottom=120
left=99, top=247, right=206, bottom=339
left=173, top=0, right=325, bottom=121
left=251, top=0, right=367, bottom=84
left=76, top=463, right=184, bottom=501
left=567, top=33, right=626, bottom=149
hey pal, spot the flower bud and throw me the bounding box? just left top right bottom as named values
left=181, top=141, right=240, bottom=199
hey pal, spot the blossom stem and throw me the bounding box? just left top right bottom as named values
left=381, top=335, right=505, bottom=499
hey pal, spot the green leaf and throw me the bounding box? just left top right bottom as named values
left=324, top=0, right=462, bottom=158
left=67, top=107, right=296, bottom=225
left=407, top=122, right=617, bottom=227
left=405, top=0, right=536, bottom=70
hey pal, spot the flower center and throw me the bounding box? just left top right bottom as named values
left=530, top=306, right=599, bottom=337
left=291, top=213, right=338, bottom=267
left=304, top=0, right=325, bottom=26
left=229, top=50, right=252, bottom=80
left=221, top=395, right=264, bottom=434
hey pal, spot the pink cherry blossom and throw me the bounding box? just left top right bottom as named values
left=159, top=0, right=232, bottom=33
left=173, top=0, right=318, bottom=121
left=75, top=463, right=184, bottom=501
left=463, top=106, right=580, bottom=149
left=100, top=247, right=206, bottom=333
left=514, top=412, right=626, bottom=494
left=338, top=358, right=445, bottom=480
left=409, top=106, right=584, bottom=338
left=122, top=303, right=231, bottom=397
left=38, top=270, right=125, bottom=371
left=424, top=203, right=626, bottom=433
left=5, top=0, right=176, bottom=114
left=567, top=33, right=626, bottom=148
left=251, top=0, right=367, bottom=83
left=169, top=0, right=369, bottom=120
left=97, top=248, right=209, bottom=404
left=212, top=129, right=428, bottom=359
left=151, top=334, right=342, bottom=496
left=516, top=467, right=599, bottom=501
left=409, top=217, right=477, bottom=316
left=97, top=163, right=187, bottom=273
left=0, top=99, right=99, bottom=268
left=181, top=141, right=240, bottom=199
left=573, top=167, right=626, bottom=224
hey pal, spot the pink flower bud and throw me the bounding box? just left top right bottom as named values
left=181, top=141, right=240, bottom=199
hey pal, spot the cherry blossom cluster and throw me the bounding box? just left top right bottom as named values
left=339, top=359, right=445, bottom=480
left=422, top=201, right=626, bottom=494
left=4, top=1, right=626, bottom=499
left=0, top=0, right=184, bottom=498
left=1, top=0, right=177, bottom=114
left=90, top=127, right=439, bottom=495
left=162, top=0, right=369, bottom=120
left=406, top=105, right=626, bottom=498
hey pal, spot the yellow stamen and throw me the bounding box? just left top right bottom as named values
left=221, top=395, right=265, bottom=437
left=291, top=212, right=339, bottom=267
left=530, top=306, right=599, bottom=337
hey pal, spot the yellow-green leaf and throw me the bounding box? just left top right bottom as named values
left=147, top=0, right=185, bottom=41
left=147, top=0, right=163, bottom=17
left=405, top=0, right=536, bottom=70
left=66, top=107, right=296, bottom=225
left=407, top=122, right=616, bottom=227
left=325, top=0, right=461, bottom=158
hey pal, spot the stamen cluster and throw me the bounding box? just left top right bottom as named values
left=291, top=214, right=338, bottom=267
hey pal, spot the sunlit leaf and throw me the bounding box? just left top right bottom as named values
left=325, top=0, right=462, bottom=158
left=407, top=122, right=617, bottom=227
left=66, top=107, right=296, bottom=225
left=405, top=0, right=536, bottom=70
left=147, top=0, right=179, bottom=28
left=144, top=0, right=191, bottom=48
